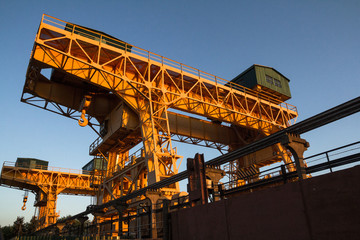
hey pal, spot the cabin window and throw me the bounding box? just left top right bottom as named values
left=274, top=79, right=282, bottom=88
left=266, top=75, right=274, bottom=84
left=266, top=75, right=282, bottom=88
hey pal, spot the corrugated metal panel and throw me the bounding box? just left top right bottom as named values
left=255, top=65, right=291, bottom=99
left=230, top=67, right=257, bottom=89
left=230, top=64, right=291, bottom=101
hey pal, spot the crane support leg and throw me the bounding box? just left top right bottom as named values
left=139, top=107, right=179, bottom=191
left=77, top=216, right=89, bottom=237
left=56, top=223, right=66, bottom=235
left=36, top=186, right=64, bottom=228
left=276, top=143, right=297, bottom=172
left=145, top=191, right=162, bottom=239
left=281, top=134, right=310, bottom=180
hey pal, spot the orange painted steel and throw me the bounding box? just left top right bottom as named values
left=25, top=14, right=297, bottom=182
left=0, top=161, right=100, bottom=229
left=31, top=15, right=297, bottom=130
left=17, top=14, right=301, bottom=234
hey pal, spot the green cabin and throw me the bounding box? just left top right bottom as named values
left=15, top=158, right=48, bottom=170
left=230, top=64, right=291, bottom=102
left=82, top=157, right=107, bottom=174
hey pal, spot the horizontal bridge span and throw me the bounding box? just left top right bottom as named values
left=0, top=162, right=99, bottom=196
left=27, top=14, right=297, bottom=133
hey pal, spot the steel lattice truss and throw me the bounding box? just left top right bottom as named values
left=0, top=162, right=100, bottom=228
left=23, top=15, right=297, bottom=187
left=18, top=15, right=301, bottom=229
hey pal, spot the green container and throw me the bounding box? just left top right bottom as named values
left=82, top=157, right=107, bottom=173
left=15, top=158, right=48, bottom=170
left=229, top=64, right=291, bottom=101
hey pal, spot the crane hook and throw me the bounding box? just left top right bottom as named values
left=78, top=109, right=89, bottom=127
left=78, top=95, right=92, bottom=127
left=21, top=194, right=28, bottom=211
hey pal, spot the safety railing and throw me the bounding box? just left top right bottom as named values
left=105, top=148, right=145, bottom=177
left=2, top=161, right=92, bottom=175
left=221, top=161, right=296, bottom=191
left=220, top=141, right=360, bottom=193
left=304, top=141, right=360, bottom=172
left=89, top=136, right=102, bottom=154
left=40, top=14, right=298, bottom=115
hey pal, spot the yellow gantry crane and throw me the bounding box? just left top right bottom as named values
left=0, top=159, right=100, bottom=229
left=5, top=14, right=302, bottom=233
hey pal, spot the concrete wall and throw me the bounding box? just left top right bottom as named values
left=171, top=166, right=360, bottom=240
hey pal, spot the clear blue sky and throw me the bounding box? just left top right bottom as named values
left=0, top=0, right=359, bottom=226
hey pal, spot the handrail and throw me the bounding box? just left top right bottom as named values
left=105, top=148, right=144, bottom=176
left=89, top=136, right=102, bottom=154
left=305, top=141, right=360, bottom=161
left=2, top=161, right=93, bottom=175
left=220, top=141, right=360, bottom=191
left=40, top=14, right=298, bottom=115
left=220, top=152, right=360, bottom=196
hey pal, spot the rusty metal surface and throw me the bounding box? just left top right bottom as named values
left=171, top=166, right=360, bottom=240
